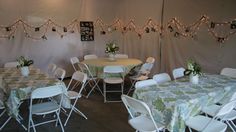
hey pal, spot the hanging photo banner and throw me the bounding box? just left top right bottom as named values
left=80, top=21, right=94, bottom=41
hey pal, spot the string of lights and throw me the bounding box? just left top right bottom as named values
left=0, top=15, right=236, bottom=43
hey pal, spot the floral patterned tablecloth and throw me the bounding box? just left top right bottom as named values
left=133, top=74, right=236, bottom=132
left=0, top=67, right=67, bottom=118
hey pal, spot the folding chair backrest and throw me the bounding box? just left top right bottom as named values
left=54, top=67, right=66, bottom=81
left=140, top=63, right=154, bottom=74
left=70, top=57, right=80, bottom=71
left=115, top=54, right=128, bottom=59
left=153, top=73, right=171, bottom=84
left=121, top=95, right=158, bottom=129
left=172, top=67, right=185, bottom=79
left=47, top=63, right=57, bottom=75
left=122, top=95, right=151, bottom=116
left=215, top=100, right=236, bottom=117
left=4, top=61, right=19, bottom=68
left=77, top=63, right=93, bottom=77
left=31, top=85, right=63, bottom=99
left=103, top=65, right=124, bottom=74
left=146, top=57, right=155, bottom=64
left=71, top=71, right=87, bottom=84
left=135, top=79, right=157, bottom=89
left=220, top=68, right=236, bottom=78
left=84, top=54, right=98, bottom=60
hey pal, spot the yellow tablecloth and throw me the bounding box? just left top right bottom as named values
left=82, top=58, right=142, bottom=78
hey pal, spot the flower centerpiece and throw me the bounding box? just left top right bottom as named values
left=105, top=41, right=119, bottom=61
left=17, top=56, right=34, bottom=77
left=184, top=59, right=202, bottom=84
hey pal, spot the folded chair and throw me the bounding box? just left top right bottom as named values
left=64, top=71, right=88, bottom=126
left=127, top=57, right=155, bottom=95
left=78, top=62, right=103, bottom=98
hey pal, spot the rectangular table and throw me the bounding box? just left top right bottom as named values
left=0, top=67, right=67, bottom=118
left=133, top=74, right=236, bottom=132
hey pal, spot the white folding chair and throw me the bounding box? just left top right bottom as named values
left=54, top=67, right=66, bottom=81
left=172, top=67, right=185, bottom=79
left=201, top=92, right=236, bottom=132
left=121, top=95, right=165, bottom=132
left=78, top=62, right=103, bottom=98
left=135, top=79, right=157, bottom=89
left=84, top=54, right=98, bottom=60
left=70, top=57, right=80, bottom=72
left=4, top=61, right=19, bottom=68
left=103, top=66, right=125, bottom=103
left=28, top=85, right=65, bottom=132
left=220, top=68, right=236, bottom=78
left=47, top=63, right=57, bottom=77
left=153, top=73, right=171, bottom=84
left=127, top=57, right=155, bottom=95
left=114, top=54, right=128, bottom=59
left=185, top=99, right=234, bottom=132
left=64, top=71, right=88, bottom=126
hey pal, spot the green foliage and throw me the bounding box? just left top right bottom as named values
left=105, top=41, right=119, bottom=54
left=184, top=59, right=202, bottom=76
left=16, top=56, right=34, bottom=68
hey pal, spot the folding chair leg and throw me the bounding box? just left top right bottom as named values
left=0, top=116, right=11, bottom=131
left=127, top=81, right=136, bottom=95
left=86, top=85, right=96, bottom=98
left=56, top=112, right=64, bottom=132
left=16, top=117, right=27, bottom=131
left=73, top=107, right=88, bottom=119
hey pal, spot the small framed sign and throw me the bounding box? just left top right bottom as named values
left=80, top=21, right=94, bottom=41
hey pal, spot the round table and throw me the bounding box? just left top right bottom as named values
left=82, top=58, right=142, bottom=78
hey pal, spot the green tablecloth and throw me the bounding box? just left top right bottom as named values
left=82, top=58, right=142, bottom=78
left=0, top=67, right=67, bottom=118
left=133, top=74, right=236, bottom=132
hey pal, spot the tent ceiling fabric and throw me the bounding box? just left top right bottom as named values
left=0, top=0, right=236, bottom=77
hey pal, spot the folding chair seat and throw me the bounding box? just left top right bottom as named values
left=64, top=71, right=88, bottom=126
left=121, top=95, right=165, bottom=132
left=103, top=66, right=125, bottom=102
left=28, top=85, right=65, bottom=132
